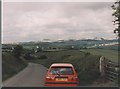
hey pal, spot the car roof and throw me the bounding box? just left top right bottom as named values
left=50, top=63, right=73, bottom=67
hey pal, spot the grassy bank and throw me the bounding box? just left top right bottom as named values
left=81, top=48, right=119, bottom=62
left=28, top=50, right=101, bottom=85
left=2, top=52, right=28, bottom=81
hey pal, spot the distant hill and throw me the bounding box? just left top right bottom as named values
left=2, top=39, right=119, bottom=50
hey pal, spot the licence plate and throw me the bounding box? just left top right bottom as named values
left=55, top=78, right=68, bottom=81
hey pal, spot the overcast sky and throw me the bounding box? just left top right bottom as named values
left=2, top=2, right=117, bottom=43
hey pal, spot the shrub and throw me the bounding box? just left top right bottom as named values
left=24, top=53, right=33, bottom=60
left=85, top=52, right=90, bottom=56
left=13, top=45, right=23, bottom=58
left=39, top=55, right=48, bottom=59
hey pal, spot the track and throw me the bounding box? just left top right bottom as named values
left=2, top=63, right=47, bottom=87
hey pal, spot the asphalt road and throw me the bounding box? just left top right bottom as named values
left=2, top=63, right=47, bottom=87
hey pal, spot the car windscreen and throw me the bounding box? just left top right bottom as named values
left=49, top=67, right=74, bottom=75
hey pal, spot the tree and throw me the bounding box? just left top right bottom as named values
left=37, top=47, right=42, bottom=52
left=111, top=0, right=120, bottom=38
left=13, top=45, right=23, bottom=58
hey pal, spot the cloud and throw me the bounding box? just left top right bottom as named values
left=2, top=2, right=116, bottom=43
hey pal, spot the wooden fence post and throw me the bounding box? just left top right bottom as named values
left=99, top=56, right=105, bottom=77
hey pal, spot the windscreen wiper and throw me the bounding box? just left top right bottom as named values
left=54, top=71, right=60, bottom=76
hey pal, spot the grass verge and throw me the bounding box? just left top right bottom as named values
left=2, top=52, right=28, bottom=81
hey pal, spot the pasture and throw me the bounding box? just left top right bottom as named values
left=81, top=48, right=119, bottom=62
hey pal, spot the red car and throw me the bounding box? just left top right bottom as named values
left=44, top=63, right=78, bottom=86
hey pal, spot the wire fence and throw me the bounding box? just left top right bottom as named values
left=99, top=56, right=119, bottom=81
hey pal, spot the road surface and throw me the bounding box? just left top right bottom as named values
left=2, top=63, right=47, bottom=87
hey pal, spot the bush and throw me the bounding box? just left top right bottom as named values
left=85, top=52, right=90, bottom=56
left=39, top=55, right=48, bottom=59
left=13, top=45, right=23, bottom=58
left=24, top=53, right=32, bottom=60
left=78, top=69, right=100, bottom=85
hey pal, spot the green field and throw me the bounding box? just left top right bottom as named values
left=81, top=48, right=119, bottom=62
left=23, top=45, right=36, bottom=49
left=97, top=45, right=119, bottom=51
